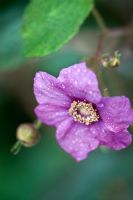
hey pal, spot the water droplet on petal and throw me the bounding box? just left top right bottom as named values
left=99, top=103, right=104, bottom=108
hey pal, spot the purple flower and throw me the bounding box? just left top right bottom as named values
left=34, top=62, right=133, bottom=161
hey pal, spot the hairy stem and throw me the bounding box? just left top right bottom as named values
left=92, top=7, right=108, bottom=59
left=92, top=7, right=108, bottom=34
left=91, top=8, right=108, bottom=95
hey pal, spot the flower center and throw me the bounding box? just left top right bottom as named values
left=68, top=101, right=99, bottom=125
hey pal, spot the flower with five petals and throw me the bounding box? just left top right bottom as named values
left=34, top=62, right=133, bottom=161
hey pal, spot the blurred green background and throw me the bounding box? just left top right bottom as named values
left=0, top=0, right=133, bottom=200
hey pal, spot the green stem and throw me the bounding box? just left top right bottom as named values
left=11, top=141, right=22, bottom=155
left=33, top=120, right=42, bottom=129
left=91, top=8, right=109, bottom=95
left=11, top=120, right=42, bottom=155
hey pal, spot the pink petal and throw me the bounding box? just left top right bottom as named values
left=58, top=62, right=102, bottom=103
left=101, top=129, right=132, bottom=150
left=34, top=72, right=71, bottom=107
left=56, top=118, right=99, bottom=161
left=98, top=96, right=133, bottom=132
left=35, top=104, right=69, bottom=127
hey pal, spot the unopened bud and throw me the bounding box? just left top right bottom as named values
left=16, top=123, right=40, bottom=147
left=101, top=51, right=121, bottom=68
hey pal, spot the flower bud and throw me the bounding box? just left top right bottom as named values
left=101, top=51, right=121, bottom=68
left=16, top=123, right=40, bottom=147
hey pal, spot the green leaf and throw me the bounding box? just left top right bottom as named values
left=22, top=0, right=94, bottom=57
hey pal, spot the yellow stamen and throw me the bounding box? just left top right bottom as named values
left=69, top=101, right=99, bottom=125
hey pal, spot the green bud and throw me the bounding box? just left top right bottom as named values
left=16, top=123, right=40, bottom=147
left=101, top=51, right=121, bottom=68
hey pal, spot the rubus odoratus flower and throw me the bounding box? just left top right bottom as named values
left=34, top=62, right=133, bottom=161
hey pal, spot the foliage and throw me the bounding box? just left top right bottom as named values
left=22, top=0, right=94, bottom=57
